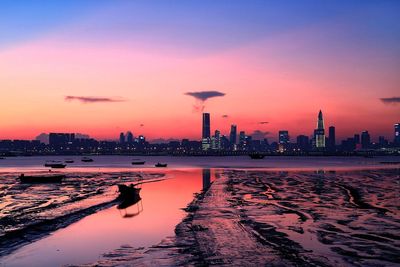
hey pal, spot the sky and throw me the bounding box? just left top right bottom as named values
left=0, top=0, right=399, bottom=142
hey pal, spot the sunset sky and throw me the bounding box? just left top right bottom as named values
left=0, top=0, right=399, bottom=142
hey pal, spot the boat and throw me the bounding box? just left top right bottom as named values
left=118, top=184, right=141, bottom=197
left=131, top=159, right=146, bottom=165
left=155, top=163, right=167, bottom=167
left=65, top=159, right=74, bottom=163
left=19, top=173, right=65, bottom=183
left=81, top=157, right=94, bottom=162
left=249, top=153, right=265, bottom=159
left=44, top=161, right=67, bottom=168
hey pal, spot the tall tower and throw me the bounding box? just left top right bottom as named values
left=229, top=124, right=237, bottom=144
left=328, top=126, right=335, bottom=150
left=202, top=113, right=210, bottom=139
left=314, top=110, right=325, bottom=148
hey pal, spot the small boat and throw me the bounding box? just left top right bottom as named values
left=44, top=161, right=67, bottom=168
left=155, top=162, right=167, bottom=167
left=65, top=159, right=74, bottom=163
left=249, top=153, right=265, bottom=159
left=19, top=173, right=65, bottom=183
left=81, top=157, right=94, bottom=162
left=118, top=184, right=142, bottom=197
left=132, top=160, right=145, bottom=165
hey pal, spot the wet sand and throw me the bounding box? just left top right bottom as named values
left=81, top=168, right=400, bottom=266
left=0, top=171, right=164, bottom=257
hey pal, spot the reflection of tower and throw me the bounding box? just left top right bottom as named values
left=202, top=169, right=211, bottom=190
left=314, top=110, right=325, bottom=149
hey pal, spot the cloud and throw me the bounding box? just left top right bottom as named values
left=140, top=124, right=144, bottom=127
left=222, top=114, right=229, bottom=118
left=250, top=130, right=270, bottom=140
left=185, top=91, right=226, bottom=101
left=65, top=96, right=125, bottom=103
left=258, top=121, right=269, bottom=124
left=184, top=90, right=226, bottom=112
left=380, top=97, right=400, bottom=105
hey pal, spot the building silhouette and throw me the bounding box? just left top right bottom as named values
left=119, top=132, right=125, bottom=144
left=229, top=124, right=237, bottom=145
left=278, top=131, right=289, bottom=144
left=361, top=131, right=371, bottom=149
left=127, top=131, right=133, bottom=144
left=202, top=113, right=211, bottom=150
left=202, top=113, right=211, bottom=139
left=395, top=123, right=400, bottom=145
left=296, top=135, right=310, bottom=151
left=314, top=110, right=325, bottom=149
left=49, top=133, right=75, bottom=149
left=327, top=126, right=336, bottom=151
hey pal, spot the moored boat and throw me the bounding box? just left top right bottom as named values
left=132, top=159, right=145, bottom=165
left=249, top=153, right=265, bottom=159
left=155, top=162, right=167, bottom=167
left=65, top=159, right=74, bottom=163
left=19, top=173, right=65, bottom=183
left=81, top=157, right=94, bottom=162
left=44, top=161, right=67, bottom=168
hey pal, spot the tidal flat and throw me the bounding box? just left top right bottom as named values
left=83, top=168, right=400, bottom=266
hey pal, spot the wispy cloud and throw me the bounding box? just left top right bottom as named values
left=258, top=121, right=269, bottom=124
left=380, top=97, right=400, bottom=105
left=184, top=90, right=226, bottom=112
left=65, top=96, right=125, bottom=103
left=222, top=114, right=229, bottom=118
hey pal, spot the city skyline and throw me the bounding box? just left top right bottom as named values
left=1, top=1, right=399, bottom=141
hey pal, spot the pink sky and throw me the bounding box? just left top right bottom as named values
left=0, top=4, right=399, bottom=142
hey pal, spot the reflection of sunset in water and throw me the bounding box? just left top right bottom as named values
left=1, top=169, right=216, bottom=267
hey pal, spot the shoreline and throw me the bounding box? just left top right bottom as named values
left=77, top=167, right=400, bottom=266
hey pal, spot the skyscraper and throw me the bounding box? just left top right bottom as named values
left=126, top=131, right=133, bottom=144
left=361, top=131, right=371, bottom=149
left=119, top=132, right=125, bottom=144
left=202, top=113, right=210, bottom=139
left=296, top=135, right=309, bottom=151
left=229, top=124, right=237, bottom=145
left=327, top=126, right=335, bottom=151
left=395, top=123, right=400, bottom=145
left=278, top=131, right=289, bottom=144
left=314, top=110, right=325, bottom=149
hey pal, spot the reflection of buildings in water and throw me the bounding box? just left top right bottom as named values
left=202, top=168, right=211, bottom=190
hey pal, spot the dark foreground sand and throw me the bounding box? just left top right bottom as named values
left=77, top=169, right=400, bottom=267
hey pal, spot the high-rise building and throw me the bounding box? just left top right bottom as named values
left=296, top=135, right=309, bottom=151
left=202, top=113, right=211, bottom=139
left=239, top=131, right=246, bottom=145
left=314, top=110, right=325, bottom=149
left=361, top=131, right=371, bottom=149
left=229, top=124, right=237, bottom=145
left=278, top=131, right=289, bottom=144
left=354, top=134, right=360, bottom=144
left=378, top=136, right=388, bottom=147
left=126, top=131, right=133, bottom=144
left=212, top=130, right=221, bottom=150
left=49, top=133, right=75, bottom=149
left=327, top=126, right=335, bottom=150
left=395, top=123, right=400, bottom=145
left=119, top=132, right=125, bottom=144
